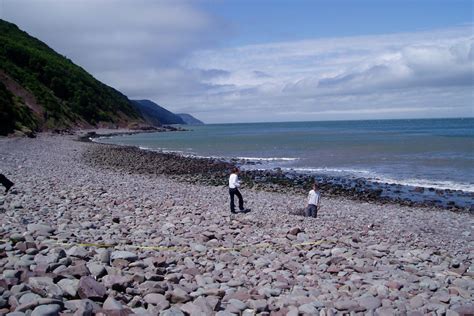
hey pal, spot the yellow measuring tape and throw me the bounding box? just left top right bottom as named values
left=0, top=238, right=329, bottom=252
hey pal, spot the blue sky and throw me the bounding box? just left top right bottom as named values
left=2, top=0, right=473, bottom=123
left=204, top=0, right=473, bottom=46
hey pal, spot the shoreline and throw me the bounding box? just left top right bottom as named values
left=89, top=133, right=473, bottom=213
left=0, top=134, right=473, bottom=314
left=77, top=125, right=188, bottom=142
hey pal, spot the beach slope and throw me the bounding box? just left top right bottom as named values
left=0, top=135, right=472, bottom=315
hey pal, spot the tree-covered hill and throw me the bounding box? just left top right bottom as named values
left=0, top=19, right=143, bottom=135
left=132, top=99, right=185, bottom=126
left=176, top=113, right=204, bottom=125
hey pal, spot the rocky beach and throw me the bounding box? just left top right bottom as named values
left=0, top=133, right=473, bottom=315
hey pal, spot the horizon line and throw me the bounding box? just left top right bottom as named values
left=200, top=116, right=474, bottom=125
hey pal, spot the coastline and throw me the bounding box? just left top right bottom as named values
left=0, top=133, right=473, bottom=315
left=89, top=132, right=473, bottom=213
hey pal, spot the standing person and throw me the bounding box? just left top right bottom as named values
left=305, top=182, right=321, bottom=218
left=228, top=167, right=247, bottom=214
left=0, top=174, right=14, bottom=193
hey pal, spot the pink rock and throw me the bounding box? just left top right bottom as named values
left=288, top=227, right=301, bottom=236
left=327, top=265, right=341, bottom=273
left=102, top=275, right=132, bottom=290
left=60, top=262, right=90, bottom=277
left=78, top=276, right=106, bottom=300
left=386, top=281, right=403, bottom=290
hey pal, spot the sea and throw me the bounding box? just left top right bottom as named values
left=97, top=118, right=474, bottom=194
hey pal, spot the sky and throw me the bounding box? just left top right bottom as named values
left=1, top=0, right=473, bottom=123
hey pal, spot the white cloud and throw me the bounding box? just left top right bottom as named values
left=1, top=0, right=226, bottom=106
left=181, top=26, right=474, bottom=122
left=2, top=1, right=473, bottom=123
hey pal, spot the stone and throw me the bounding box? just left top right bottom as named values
left=102, top=275, right=132, bottom=290
left=453, top=305, right=474, bottom=315
left=227, top=299, right=247, bottom=313
left=299, top=303, right=318, bottom=314
left=10, top=283, right=29, bottom=294
left=326, top=265, right=341, bottom=273
left=86, top=262, right=106, bottom=277
left=357, top=296, right=381, bottom=310
left=227, top=279, right=243, bottom=287
left=103, top=296, right=123, bottom=310
left=160, top=307, right=185, bottom=316
left=330, top=247, right=346, bottom=256
left=110, top=251, right=138, bottom=262
left=10, top=234, right=25, bottom=243
left=64, top=299, right=99, bottom=314
left=409, top=295, right=424, bottom=309
left=3, top=269, right=22, bottom=279
left=376, top=307, right=396, bottom=316
left=420, top=279, right=439, bottom=291
left=31, top=304, right=61, bottom=316
left=386, top=281, right=403, bottom=290
left=242, top=309, right=257, bottom=316
left=193, top=296, right=216, bottom=314
left=191, top=244, right=207, bottom=252
left=203, top=288, right=225, bottom=297
left=249, top=299, right=267, bottom=312
left=170, top=287, right=191, bottom=304
left=28, top=277, right=63, bottom=297
left=58, top=278, right=79, bottom=297
left=180, top=302, right=203, bottom=315
left=334, top=300, right=359, bottom=311
left=77, top=276, right=106, bottom=300
left=27, top=224, right=55, bottom=235
left=144, top=293, right=169, bottom=310
left=33, top=253, right=59, bottom=265
left=288, top=227, right=301, bottom=235
left=98, top=249, right=111, bottom=264
left=66, top=246, right=89, bottom=259
left=18, top=293, right=42, bottom=305
left=432, top=291, right=451, bottom=304
left=60, top=262, right=90, bottom=277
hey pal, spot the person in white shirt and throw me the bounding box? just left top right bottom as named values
left=228, top=167, right=246, bottom=214
left=305, top=182, right=321, bottom=218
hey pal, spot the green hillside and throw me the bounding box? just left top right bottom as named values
left=0, top=19, right=142, bottom=135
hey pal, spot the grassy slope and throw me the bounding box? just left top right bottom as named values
left=0, top=19, right=142, bottom=135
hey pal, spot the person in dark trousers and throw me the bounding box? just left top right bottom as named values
left=0, top=174, right=14, bottom=193
left=305, top=182, right=321, bottom=218
left=228, top=167, right=248, bottom=214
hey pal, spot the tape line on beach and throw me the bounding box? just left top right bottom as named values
left=0, top=238, right=328, bottom=253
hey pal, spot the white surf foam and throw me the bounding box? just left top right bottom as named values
left=236, top=157, right=298, bottom=161
left=285, top=167, right=474, bottom=192
left=370, top=177, right=474, bottom=193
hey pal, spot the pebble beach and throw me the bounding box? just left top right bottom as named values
left=0, top=133, right=473, bottom=315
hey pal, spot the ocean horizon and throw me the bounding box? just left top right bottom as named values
left=97, top=117, right=474, bottom=193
